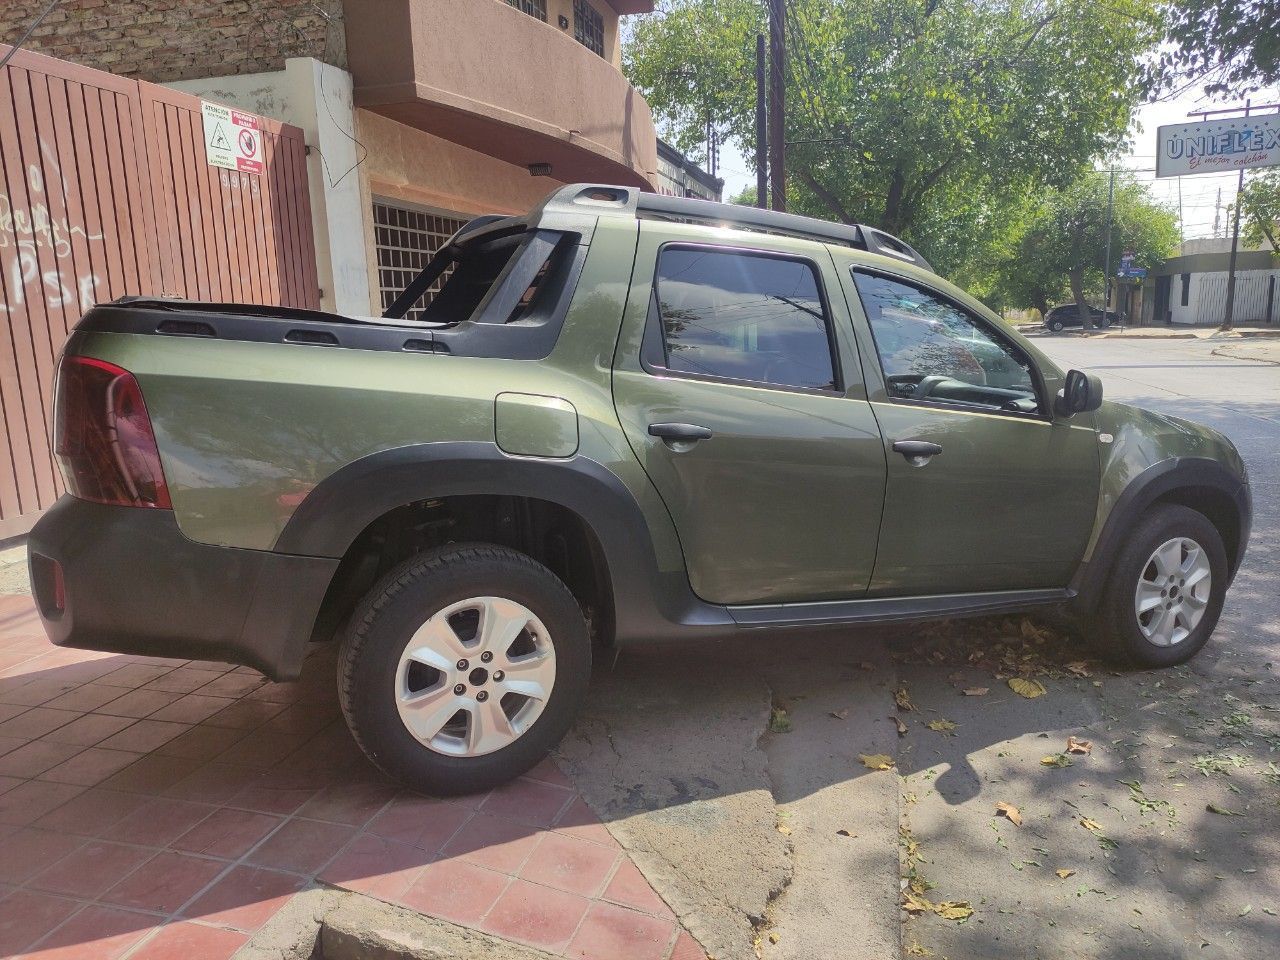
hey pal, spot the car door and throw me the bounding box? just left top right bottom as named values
left=836, top=264, right=1101, bottom=595
left=611, top=222, right=887, bottom=606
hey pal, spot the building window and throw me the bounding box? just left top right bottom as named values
left=573, top=0, right=605, bottom=57
left=1180, top=272, right=1191, bottom=307
left=372, top=200, right=469, bottom=321
left=506, top=0, right=547, bottom=22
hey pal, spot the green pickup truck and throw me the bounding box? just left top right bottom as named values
left=31, top=185, right=1250, bottom=794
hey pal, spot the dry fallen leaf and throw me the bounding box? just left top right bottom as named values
left=901, top=892, right=933, bottom=914
left=895, top=687, right=916, bottom=711
left=1055, top=869, right=1075, bottom=879
left=935, top=901, right=974, bottom=921
left=1041, top=754, right=1073, bottom=768
left=776, top=823, right=792, bottom=836
left=1008, top=677, right=1047, bottom=698
left=905, top=943, right=935, bottom=957
left=860, top=753, right=894, bottom=771
left=830, top=709, right=849, bottom=720
left=891, top=715, right=908, bottom=736
left=995, top=801, right=1023, bottom=826
left=1206, top=802, right=1242, bottom=817
left=1080, top=817, right=1104, bottom=833
left=962, top=687, right=989, bottom=696
left=1067, top=736, right=1093, bottom=755
left=926, top=719, right=958, bottom=733
left=836, top=829, right=857, bottom=837
left=858, top=661, right=876, bottom=671
left=1065, top=661, right=1092, bottom=677
left=769, top=932, right=781, bottom=944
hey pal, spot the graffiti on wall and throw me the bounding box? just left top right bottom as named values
left=0, top=137, right=105, bottom=315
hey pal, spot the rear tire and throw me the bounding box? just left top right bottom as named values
left=338, top=543, right=591, bottom=796
left=1095, top=504, right=1227, bottom=668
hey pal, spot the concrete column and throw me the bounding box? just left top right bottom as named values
left=166, top=57, right=373, bottom=316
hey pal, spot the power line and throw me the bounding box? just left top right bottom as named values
left=0, top=0, right=62, bottom=71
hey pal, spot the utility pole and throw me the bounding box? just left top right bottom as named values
left=768, top=0, right=786, bottom=211
left=1177, top=177, right=1184, bottom=244
left=1220, top=99, right=1252, bottom=332
left=1102, top=165, right=1115, bottom=328
left=755, top=32, right=768, bottom=209
left=1213, top=187, right=1222, bottom=238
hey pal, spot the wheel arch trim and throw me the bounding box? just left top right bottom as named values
left=273, top=441, right=735, bottom=642
left=1072, top=456, right=1251, bottom=604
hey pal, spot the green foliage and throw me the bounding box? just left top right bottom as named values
left=625, top=0, right=1161, bottom=293
left=998, top=173, right=1180, bottom=316
left=1239, top=170, right=1280, bottom=252
left=1148, top=0, right=1280, bottom=96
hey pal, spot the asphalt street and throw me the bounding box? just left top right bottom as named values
left=559, top=335, right=1280, bottom=960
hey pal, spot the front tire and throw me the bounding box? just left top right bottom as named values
left=1096, top=504, right=1227, bottom=667
left=338, top=543, right=591, bottom=795
left=1049, top=320, right=1065, bottom=332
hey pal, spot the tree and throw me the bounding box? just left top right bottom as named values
left=1239, top=170, right=1280, bottom=251
left=1004, top=174, right=1180, bottom=328
left=625, top=0, right=1161, bottom=288
left=1148, top=0, right=1280, bottom=96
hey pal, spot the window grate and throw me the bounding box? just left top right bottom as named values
left=372, top=200, right=468, bottom=322
left=573, top=0, right=604, bottom=57
left=506, top=0, right=548, bottom=21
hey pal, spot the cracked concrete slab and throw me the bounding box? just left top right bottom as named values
left=557, top=638, right=786, bottom=959
left=558, top=632, right=905, bottom=960
left=757, top=640, right=901, bottom=960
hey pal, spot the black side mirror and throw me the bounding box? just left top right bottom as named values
left=1055, top=369, right=1104, bottom=417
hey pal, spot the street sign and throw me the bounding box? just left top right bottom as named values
left=1155, top=112, right=1280, bottom=177
left=1116, top=252, right=1146, bottom=279
left=201, top=101, right=264, bottom=175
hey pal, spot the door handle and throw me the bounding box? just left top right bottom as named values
left=649, top=422, right=713, bottom=443
left=892, top=439, right=942, bottom=466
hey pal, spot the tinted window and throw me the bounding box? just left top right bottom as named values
left=654, top=248, right=837, bottom=391
left=852, top=272, right=1039, bottom=414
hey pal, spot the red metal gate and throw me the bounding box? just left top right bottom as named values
left=0, top=44, right=319, bottom=536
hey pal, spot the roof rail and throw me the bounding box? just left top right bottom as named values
left=637, top=192, right=865, bottom=248
left=535, top=184, right=933, bottom=273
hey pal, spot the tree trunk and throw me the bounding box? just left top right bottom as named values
left=1069, top=270, right=1093, bottom=331
left=883, top=168, right=906, bottom=233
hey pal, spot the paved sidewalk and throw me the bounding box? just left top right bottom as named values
left=0, top=592, right=703, bottom=960
left=1019, top=324, right=1280, bottom=341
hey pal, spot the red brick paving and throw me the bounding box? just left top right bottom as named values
left=0, top=591, right=703, bottom=959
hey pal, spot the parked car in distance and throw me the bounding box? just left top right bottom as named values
left=1043, top=303, right=1120, bottom=331
left=31, top=185, right=1251, bottom=795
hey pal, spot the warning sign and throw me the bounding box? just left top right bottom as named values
left=201, top=101, right=264, bottom=175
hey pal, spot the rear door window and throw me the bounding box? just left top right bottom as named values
left=648, top=247, right=839, bottom=392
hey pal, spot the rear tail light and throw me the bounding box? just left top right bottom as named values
left=53, top=355, right=172, bottom=509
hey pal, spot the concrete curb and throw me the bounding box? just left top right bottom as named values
left=232, top=885, right=560, bottom=960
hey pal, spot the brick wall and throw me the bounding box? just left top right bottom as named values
left=0, top=0, right=346, bottom=82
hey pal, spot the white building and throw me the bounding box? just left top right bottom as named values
left=1144, top=238, right=1279, bottom=327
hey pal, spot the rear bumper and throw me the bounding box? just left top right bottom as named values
left=28, top=496, right=339, bottom=681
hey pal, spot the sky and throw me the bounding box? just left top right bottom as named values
left=711, top=86, right=1280, bottom=244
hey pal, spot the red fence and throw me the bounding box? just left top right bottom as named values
left=0, top=44, right=319, bottom=536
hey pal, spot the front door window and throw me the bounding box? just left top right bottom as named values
left=852, top=272, right=1040, bottom=414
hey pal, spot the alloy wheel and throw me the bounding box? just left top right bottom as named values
left=394, top=596, right=556, bottom=756
left=1134, top=537, right=1212, bottom=647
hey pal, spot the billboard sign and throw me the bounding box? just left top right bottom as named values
left=1155, top=113, right=1280, bottom=177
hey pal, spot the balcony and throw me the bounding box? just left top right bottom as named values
left=341, top=0, right=658, bottom=189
